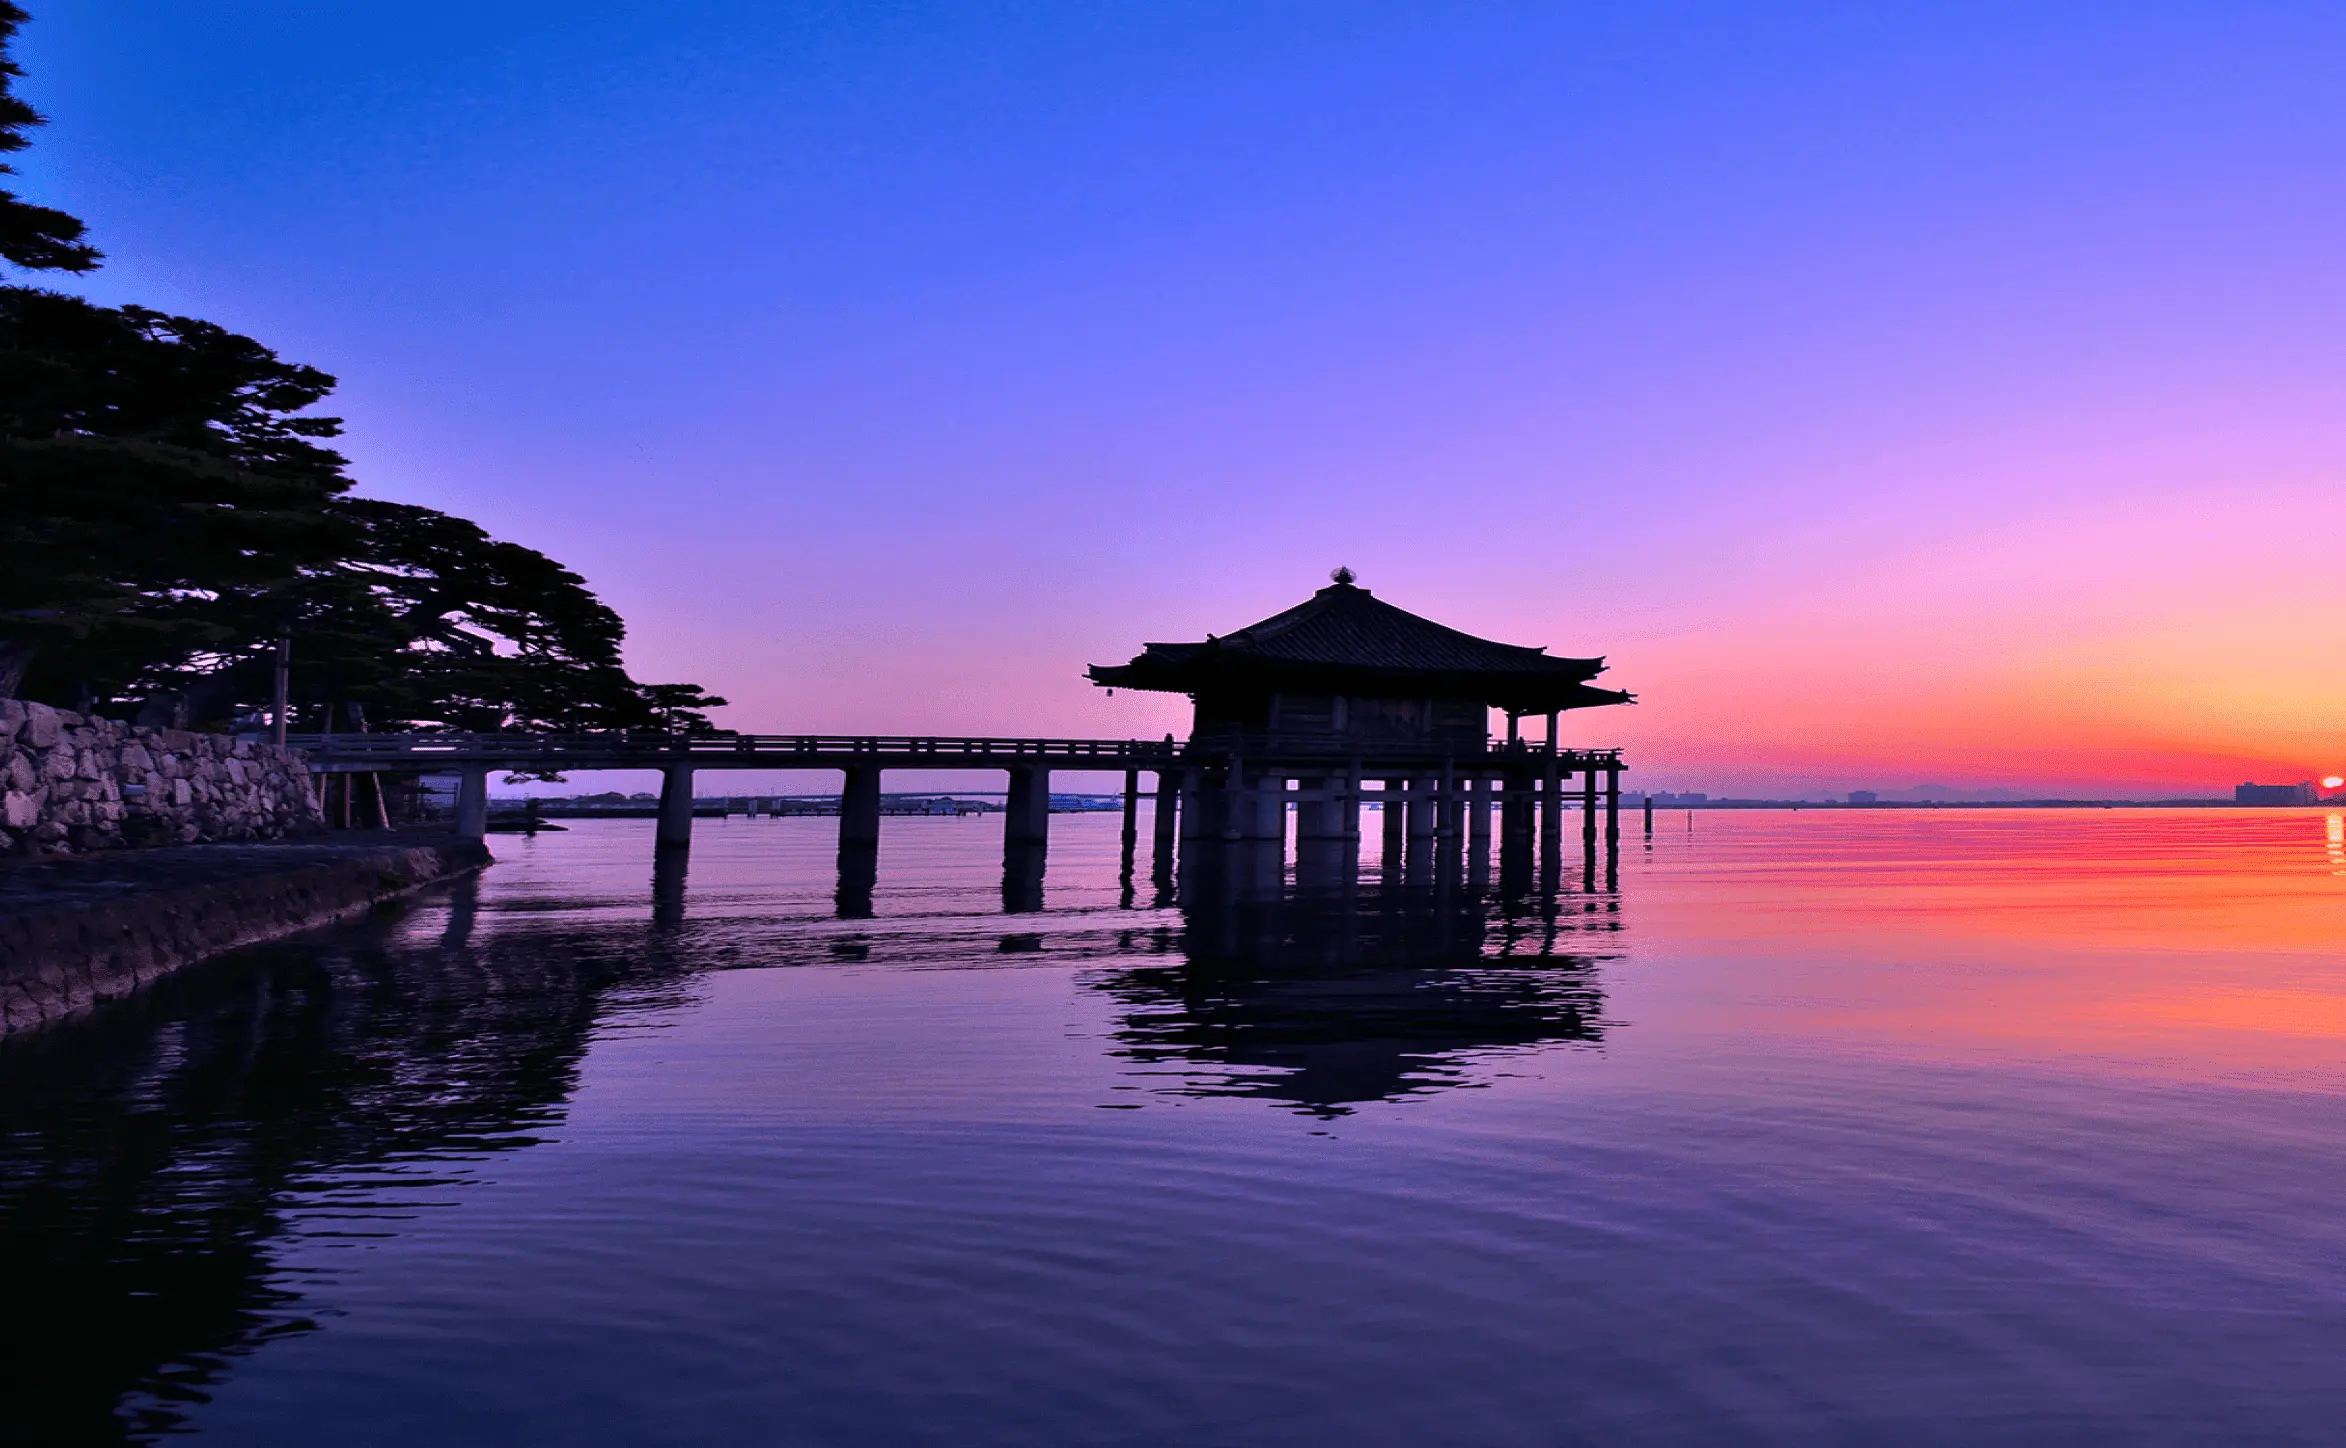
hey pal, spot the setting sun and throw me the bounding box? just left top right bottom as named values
left=2323, top=776, right=2342, bottom=789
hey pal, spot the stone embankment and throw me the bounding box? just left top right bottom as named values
left=0, top=832, right=491, bottom=1037
left=2, top=700, right=323, bottom=856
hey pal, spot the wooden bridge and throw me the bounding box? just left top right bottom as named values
left=286, top=730, right=1627, bottom=895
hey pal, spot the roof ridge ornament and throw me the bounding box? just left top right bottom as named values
left=1330, top=566, right=1356, bottom=585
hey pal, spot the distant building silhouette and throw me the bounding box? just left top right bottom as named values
left=2235, top=781, right=2314, bottom=805
left=1848, top=790, right=1878, bottom=804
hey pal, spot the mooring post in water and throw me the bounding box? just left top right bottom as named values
left=454, top=767, right=490, bottom=840
left=656, top=764, right=695, bottom=850
left=1644, top=793, right=1654, bottom=836
left=840, top=764, right=882, bottom=851
left=1005, top=764, right=1050, bottom=853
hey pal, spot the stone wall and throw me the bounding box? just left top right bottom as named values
left=0, top=835, right=492, bottom=1036
left=0, top=701, right=323, bottom=856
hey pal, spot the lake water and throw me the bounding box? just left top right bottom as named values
left=7, top=808, right=2346, bottom=1445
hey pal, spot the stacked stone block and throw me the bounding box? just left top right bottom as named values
left=0, top=701, right=324, bottom=855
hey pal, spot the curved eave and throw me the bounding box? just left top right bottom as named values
left=1088, top=661, right=1631, bottom=711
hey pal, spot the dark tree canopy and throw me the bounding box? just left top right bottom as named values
left=240, top=499, right=729, bottom=734
left=0, top=2, right=98, bottom=273
left=0, top=287, right=353, bottom=703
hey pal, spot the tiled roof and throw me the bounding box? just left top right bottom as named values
left=1089, top=580, right=1630, bottom=710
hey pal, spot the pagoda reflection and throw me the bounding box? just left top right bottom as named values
left=1094, top=841, right=1617, bottom=1117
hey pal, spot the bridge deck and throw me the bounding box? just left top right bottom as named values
left=283, top=732, right=1624, bottom=776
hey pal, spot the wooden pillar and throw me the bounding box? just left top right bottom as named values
left=1604, top=765, right=1620, bottom=848
left=840, top=764, right=881, bottom=849
left=1005, top=765, right=1050, bottom=849
left=656, top=764, right=695, bottom=850
left=1295, top=776, right=1332, bottom=839
left=1381, top=777, right=1406, bottom=864
left=1407, top=775, right=1440, bottom=842
left=1582, top=763, right=1599, bottom=849
left=454, top=767, right=489, bottom=841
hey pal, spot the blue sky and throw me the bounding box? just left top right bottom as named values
left=16, top=3, right=2346, bottom=794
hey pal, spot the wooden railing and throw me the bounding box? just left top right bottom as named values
left=282, top=731, right=1623, bottom=771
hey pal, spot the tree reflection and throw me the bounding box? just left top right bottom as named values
left=1095, top=843, right=1616, bottom=1117
left=0, top=887, right=685, bottom=1444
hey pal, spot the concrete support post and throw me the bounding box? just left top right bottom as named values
left=1152, top=768, right=1181, bottom=878
left=1120, top=768, right=1141, bottom=872
left=656, top=764, right=695, bottom=850
left=454, top=767, right=490, bottom=840
left=1539, top=751, right=1563, bottom=871
left=1499, top=769, right=1534, bottom=894
left=840, top=764, right=881, bottom=849
left=1005, top=765, right=1050, bottom=849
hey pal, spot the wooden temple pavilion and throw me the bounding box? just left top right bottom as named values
left=1090, top=569, right=1632, bottom=883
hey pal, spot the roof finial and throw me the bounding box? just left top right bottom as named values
left=1331, top=565, right=1356, bottom=586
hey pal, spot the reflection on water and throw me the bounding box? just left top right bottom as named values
left=1105, top=844, right=1614, bottom=1115
left=5, top=811, right=2346, bottom=1444
left=0, top=878, right=694, bottom=1444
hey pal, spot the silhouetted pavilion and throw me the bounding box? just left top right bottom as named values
left=1091, top=571, right=1633, bottom=888
left=1087, top=569, right=1630, bottom=752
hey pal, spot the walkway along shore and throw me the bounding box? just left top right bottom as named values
left=0, top=832, right=491, bottom=1038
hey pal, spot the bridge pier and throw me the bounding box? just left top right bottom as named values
left=454, top=767, right=490, bottom=840
left=1005, top=765, right=1050, bottom=852
left=1604, top=765, right=1620, bottom=849
left=656, top=765, right=694, bottom=850
left=841, top=765, right=882, bottom=849
left=1119, top=769, right=1141, bottom=879
left=1152, top=768, right=1181, bottom=882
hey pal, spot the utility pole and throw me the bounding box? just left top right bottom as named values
left=271, top=634, right=291, bottom=748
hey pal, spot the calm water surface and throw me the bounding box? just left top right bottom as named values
left=7, top=809, right=2346, bottom=1444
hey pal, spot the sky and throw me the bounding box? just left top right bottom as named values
left=14, top=2, right=2346, bottom=798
